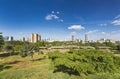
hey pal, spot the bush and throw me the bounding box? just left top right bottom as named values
left=19, top=44, right=35, bottom=58
left=48, top=49, right=120, bottom=75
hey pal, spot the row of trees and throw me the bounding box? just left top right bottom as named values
left=35, top=41, right=118, bottom=50
left=0, top=33, right=40, bottom=58
left=48, top=49, right=120, bottom=76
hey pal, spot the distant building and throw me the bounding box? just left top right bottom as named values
left=109, top=39, right=116, bottom=43
left=31, top=33, right=41, bottom=43
left=71, top=35, right=74, bottom=41
left=97, top=38, right=105, bottom=43
left=85, top=34, right=88, bottom=43
left=4, top=36, right=14, bottom=41
left=9, top=36, right=14, bottom=41
left=26, top=38, right=30, bottom=42
left=90, top=40, right=96, bottom=43
left=105, top=39, right=116, bottom=43
left=75, top=39, right=80, bottom=42
left=4, top=36, right=9, bottom=41
left=22, top=37, right=25, bottom=42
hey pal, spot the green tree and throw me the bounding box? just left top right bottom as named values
left=104, top=42, right=117, bottom=50
left=48, top=49, right=119, bottom=76
left=4, top=44, right=14, bottom=56
left=20, top=44, right=38, bottom=59
left=13, top=45, right=22, bottom=52
left=117, top=44, right=120, bottom=52
left=0, top=32, right=4, bottom=51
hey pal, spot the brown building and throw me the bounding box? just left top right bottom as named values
left=31, top=33, right=41, bottom=43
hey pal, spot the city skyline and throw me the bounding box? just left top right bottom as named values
left=0, top=0, right=120, bottom=41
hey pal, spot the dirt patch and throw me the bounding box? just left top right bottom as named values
left=4, top=58, right=14, bottom=63
left=13, top=61, right=29, bottom=68
left=4, top=59, right=29, bottom=68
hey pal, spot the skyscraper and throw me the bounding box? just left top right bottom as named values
left=71, top=35, right=74, bottom=41
left=31, top=33, right=40, bottom=43
left=4, top=36, right=9, bottom=41
left=85, top=34, right=88, bottom=43
left=22, top=37, right=25, bottom=42
left=9, top=36, right=13, bottom=41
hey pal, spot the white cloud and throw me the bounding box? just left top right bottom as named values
left=101, top=32, right=106, bottom=34
left=115, top=15, right=120, bottom=19
left=100, top=23, right=107, bottom=26
left=56, top=11, right=60, bottom=14
left=111, top=19, right=120, bottom=26
left=45, top=14, right=59, bottom=20
left=112, top=14, right=120, bottom=26
left=51, top=11, right=55, bottom=14
left=58, top=19, right=64, bottom=22
left=45, top=11, right=63, bottom=22
left=68, top=25, right=85, bottom=30
left=86, top=30, right=99, bottom=34
left=111, top=30, right=120, bottom=34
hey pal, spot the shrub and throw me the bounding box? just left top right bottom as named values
left=48, top=49, right=120, bottom=75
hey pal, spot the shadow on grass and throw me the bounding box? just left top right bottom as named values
left=0, top=52, right=19, bottom=58
left=53, top=65, right=80, bottom=76
left=0, top=60, right=22, bottom=72
left=0, top=65, right=12, bottom=72
left=6, top=60, right=21, bottom=64
left=31, top=57, right=46, bottom=62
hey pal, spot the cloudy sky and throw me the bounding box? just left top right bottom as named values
left=0, top=0, right=120, bottom=41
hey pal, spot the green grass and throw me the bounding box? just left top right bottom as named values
left=0, top=52, right=120, bottom=79
left=114, top=54, right=120, bottom=57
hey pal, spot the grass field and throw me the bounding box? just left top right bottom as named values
left=0, top=52, right=120, bottom=79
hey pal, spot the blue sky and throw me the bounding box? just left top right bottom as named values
left=0, top=0, right=120, bottom=41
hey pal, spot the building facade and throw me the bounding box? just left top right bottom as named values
left=71, top=35, right=74, bottom=41
left=85, top=34, right=88, bottom=43
left=31, top=33, right=41, bottom=43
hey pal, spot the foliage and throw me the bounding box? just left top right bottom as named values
left=0, top=32, right=4, bottom=51
left=19, top=44, right=38, bottom=58
left=35, top=41, right=117, bottom=50
left=5, top=41, right=29, bottom=47
left=13, top=45, right=22, bottom=52
left=117, top=44, right=120, bottom=52
left=104, top=42, right=117, bottom=50
left=48, top=49, right=120, bottom=75
left=1, top=52, right=120, bottom=79
left=3, top=44, right=14, bottom=56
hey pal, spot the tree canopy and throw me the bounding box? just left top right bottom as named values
left=48, top=49, right=120, bottom=75
left=0, top=32, right=4, bottom=51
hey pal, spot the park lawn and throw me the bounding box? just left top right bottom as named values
left=0, top=53, right=83, bottom=79
left=114, top=53, right=120, bottom=57
left=0, top=52, right=120, bottom=79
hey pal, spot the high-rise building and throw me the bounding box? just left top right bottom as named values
left=85, top=34, right=88, bottom=43
left=71, top=35, right=74, bottom=41
left=4, top=36, right=9, bottom=41
left=4, top=36, right=14, bottom=41
left=31, top=33, right=41, bottom=43
left=9, top=36, right=13, bottom=41
left=22, top=37, right=25, bottom=42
